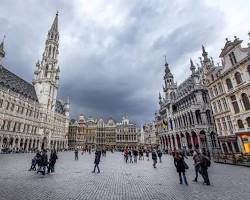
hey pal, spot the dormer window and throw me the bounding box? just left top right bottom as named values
left=229, top=51, right=237, bottom=65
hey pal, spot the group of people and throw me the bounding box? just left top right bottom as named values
left=123, top=148, right=163, bottom=168
left=29, top=149, right=58, bottom=175
left=173, top=150, right=211, bottom=186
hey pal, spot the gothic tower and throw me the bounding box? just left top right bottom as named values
left=33, top=12, right=60, bottom=111
left=163, top=61, right=177, bottom=103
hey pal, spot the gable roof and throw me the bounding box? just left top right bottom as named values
left=219, top=38, right=243, bottom=57
left=0, top=65, right=38, bottom=101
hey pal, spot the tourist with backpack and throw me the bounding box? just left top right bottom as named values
left=200, top=150, right=211, bottom=185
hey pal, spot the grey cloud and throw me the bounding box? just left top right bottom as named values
left=0, top=0, right=229, bottom=124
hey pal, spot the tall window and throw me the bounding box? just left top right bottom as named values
left=209, top=88, right=214, bottom=98
left=222, top=117, right=227, bottom=130
left=45, top=65, right=49, bottom=78
left=234, top=72, right=242, bottom=85
left=218, top=82, right=223, bottom=93
left=217, top=119, right=222, bottom=131
left=226, top=78, right=233, bottom=90
left=212, top=102, right=218, bottom=113
left=222, top=98, right=228, bottom=110
left=231, top=95, right=240, bottom=113
left=214, top=85, right=219, bottom=96
left=241, top=93, right=250, bottom=110
left=237, top=119, right=244, bottom=129
left=202, top=92, right=208, bottom=103
left=0, top=99, right=3, bottom=108
left=227, top=116, right=233, bottom=130
left=246, top=117, right=250, bottom=128
left=218, top=100, right=223, bottom=112
left=229, top=52, right=237, bottom=65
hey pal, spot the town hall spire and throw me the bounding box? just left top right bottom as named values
left=33, top=12, right=60, bottom=111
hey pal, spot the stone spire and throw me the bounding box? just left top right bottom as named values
left=33, top=12, right=60, bottom=111
left=190, top=58, right=196, bottom=74
left=0, top=36, right=6, bottom=63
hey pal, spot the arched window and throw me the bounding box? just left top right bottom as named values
left=235, top=72, right=242, bottom=85
left=237, top=119, right=244, bottom=129
left=226, top=78, right=233, bottom=90
left=48, top=46, right=51, bottom=57
left=246, top=117, right=250, bottom=128
left=45, top=65, right=49, bottom=78
left=241, top=93, right=250, bottom=111
left=195, top=110, right=202, bottom=124
left=231, top=95, right=240, bottom=113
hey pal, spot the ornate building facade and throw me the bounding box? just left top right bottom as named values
left=68, top=114, right=140, bottom=150
left=0, top=13, right=70, bottom=152
left=142, top=122, right=157, bottom=148
left=205, top=33, right=250, bottom=154
left=156, top=52, right=218, bottom=155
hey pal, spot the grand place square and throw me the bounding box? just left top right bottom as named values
left=0, top=1, right=250, bottom=200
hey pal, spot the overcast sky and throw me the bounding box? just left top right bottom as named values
left=0, top=0, right=249, bottom=125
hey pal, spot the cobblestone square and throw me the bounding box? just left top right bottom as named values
left=0, top=152, right=249, bottom=200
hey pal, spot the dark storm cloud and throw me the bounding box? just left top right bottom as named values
left=0, top=0, right=230, bottom=124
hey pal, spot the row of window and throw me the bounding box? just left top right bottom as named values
left=1, top=120, right=39, bottom=135
left=225, top=69, right=249, bottom=91
left=212, top=97, right=229, bottom=114
left=209, top=82, right=224, bottom=98
left=230, top=93, right=250, bottom=113
left=116, top=135, right=137, bottom=141
left=0, top=99, right=39, bottom=119
left=216, top=116, right=233, bottom=133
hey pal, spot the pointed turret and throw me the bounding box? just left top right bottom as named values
left=0, top=36, right=6, bottom=63
left=202, top=45, right=209, bottom=63
left=190, top=58, right=196, bottom=74
left=50, top=11, right=59, bottom=33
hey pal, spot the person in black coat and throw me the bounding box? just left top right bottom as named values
left=200, top=151, right=211, bottom=185
left=152, top=149, right=158, bottom=168
left=174, top=152, right=188, bottom=185
left=48, top=150, right=58, bottom=174
left=37, top=150, right=48, bottom=175
left=157, top=149, right=163, bottom=163
left=92, top=149, right=101, bottom=173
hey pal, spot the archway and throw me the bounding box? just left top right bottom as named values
left=41, top=137, right=48, bottom=150
left=185, top=132, right=192, bottom=149
left=24, top=139, right=28, bottom=150
left=20, top=138, right=24, bottom=150
left=192, top=132, right=199, bottom=149
left=3, top=137, right=8, bottom=148
left=199, top=130, right=207, bottom=150
left=176, top=134, right=181, bottom=149
left=15, top=138, right=19, bottom=149
left=9, top=137, right=14, bottom=149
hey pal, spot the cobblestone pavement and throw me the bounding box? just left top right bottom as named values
left=0, top=152, right=249, bottom=200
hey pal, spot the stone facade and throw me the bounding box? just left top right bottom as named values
left=0, top=13, right=69, bottom=152
left=142, top=122, right=157, bottom=148
left=156, top=52, right=218, bottom=155
left=205, top=34, right=250, bottom=154
left=68, top=114, right=140, bottom=150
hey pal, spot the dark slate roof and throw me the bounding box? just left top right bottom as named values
left=0, top=65, right=38, bottom=101
left=55, top=100, right=64, bottom=114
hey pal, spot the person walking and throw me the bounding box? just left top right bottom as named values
left=48, top=150, right=58, bottom=174
left=75, top=148, right=79, bottom=160
left=174, top=151, right=188, bottom=185
left=152, top=149, right=158, bottom=168
left=146, top=149, right=149, bottom=161
left=92, top=149, right=101, bottom=173
left=157, top=149, right=163, bottom=163
left=200, top=151, right=211, bottom=185
left=133, top=149, right=138, bottom=163
left=192, top=150, right=201, bottom=182
left=124, top=148, right=128, bottom=163
left=128, top=150, right=133, bottom=163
